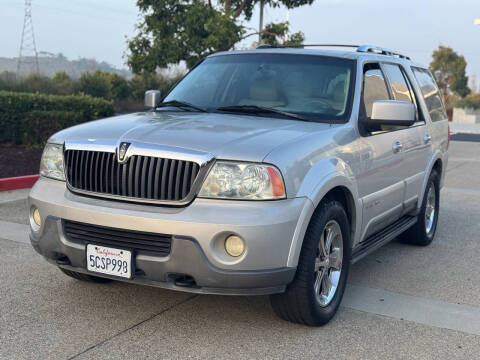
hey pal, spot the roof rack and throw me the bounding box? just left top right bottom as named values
left=255, top=43, right=411, bottom=60
left=356, top=45, right=411, bottom=60
left=256, top=44, right=359, bottom=49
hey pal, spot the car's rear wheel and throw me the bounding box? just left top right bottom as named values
left=59, top=268, right=113, bottom=283
left=400, top=170, right=440, bottom=246
left=270, top=199, right=351, bottom=326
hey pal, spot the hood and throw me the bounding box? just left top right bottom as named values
left=50, top=111, right=333, bottom=162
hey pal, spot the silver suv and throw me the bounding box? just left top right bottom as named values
left=29, top=45, right=449, bottom=326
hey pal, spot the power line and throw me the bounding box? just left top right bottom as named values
left=17, top=0, right=39, bottom=75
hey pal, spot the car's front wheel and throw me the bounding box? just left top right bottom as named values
left=270, top=199, right=351, bottom=326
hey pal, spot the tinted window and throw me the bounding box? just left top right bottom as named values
left=412, top=68, right=447, bottom=122
left=362, top=68, right=390, bottom=118
left=165, top=54, right=356, bottom=122
left=383, top=64, right=412, bottom=102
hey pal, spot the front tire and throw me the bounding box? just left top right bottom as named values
left=400, top=170, right=440, bottom=246
left=270, top=199, right=351, bottom=326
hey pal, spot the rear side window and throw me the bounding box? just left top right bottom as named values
left=362, top=68, right=390, bottom=118
left=412, top=68, right=447, bottom=122
left=382, top=64, right=412, bottom=102
left=383, top=63, right=422, bottom=122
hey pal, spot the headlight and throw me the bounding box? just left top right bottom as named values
left=40, top=143, right=65, bottom=181
left=199, top=161, right=285, bottom=200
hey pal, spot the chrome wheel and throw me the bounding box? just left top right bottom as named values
left=314, top=220, right=343, bottom=307
left=425, top=184, right=436, bottom=235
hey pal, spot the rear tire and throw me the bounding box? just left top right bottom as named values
left=400, top=170, right=440, bottom=246
left=270, top=199, right=351, bottom=326
left=59, top=268, right=113, bottom=283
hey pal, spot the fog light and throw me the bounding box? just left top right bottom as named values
left=225, top=235, right=245, bottom=257
left=32, top=208, right=41, bottom=226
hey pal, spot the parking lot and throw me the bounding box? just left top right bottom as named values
left=1, top=138, right=479, bottom=360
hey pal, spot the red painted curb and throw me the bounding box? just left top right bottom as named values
left=0, top=175, right=39, bottom=191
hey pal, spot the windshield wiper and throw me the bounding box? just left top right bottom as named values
left=216, top=105, right=309, bottom=122
left=158, top=100, right=207, bottom=112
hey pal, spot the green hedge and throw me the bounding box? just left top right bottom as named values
left=453, top=93, right=480, bottom=110
left=0, top=91, right=115, bottom=145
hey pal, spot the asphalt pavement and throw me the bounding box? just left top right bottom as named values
left=1, top=140, right=479, bottom=360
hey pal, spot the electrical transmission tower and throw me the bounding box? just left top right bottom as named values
left=17, top=0, right=39, bottom=74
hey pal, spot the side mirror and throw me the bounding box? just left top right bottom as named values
left=365, top=100, right=416, bottom=128
left=144, top=90, right=161, bottom=110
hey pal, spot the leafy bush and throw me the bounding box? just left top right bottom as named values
left=22, top=110, right=85, bottom=145
left=453, top=93, right=480, bottom=110
left=0, top=70, right=183, bottom=114
left=0, top=71, right=74, bottom=95
left=0, top=91, right=114, bottom=145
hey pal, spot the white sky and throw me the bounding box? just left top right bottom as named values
left=0, top=0, right=479, bottom=84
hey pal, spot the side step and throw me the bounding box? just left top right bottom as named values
left=351, top=215, right=417, bottom=264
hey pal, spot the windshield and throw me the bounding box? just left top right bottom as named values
left=164, top=54, right=356, bottom=122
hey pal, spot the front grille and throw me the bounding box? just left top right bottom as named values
left=64, top=150, right=200, bottom=202
left=63, top=220, right=172, bottom=256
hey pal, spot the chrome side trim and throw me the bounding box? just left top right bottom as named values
left=63, top=139, right=216, bottom=206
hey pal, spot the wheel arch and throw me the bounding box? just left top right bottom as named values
left=432, top=158, right=443, bottom=178
left=287, top=171, right=362, bottom=268
left=417, top=151, right=445, bottom=213
left=323, top=186, right=357, bottom=244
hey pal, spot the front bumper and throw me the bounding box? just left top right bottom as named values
left=29, top=177, right=312, bottom=295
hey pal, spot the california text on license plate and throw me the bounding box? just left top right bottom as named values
left=86, top=244, right=132, bottom=279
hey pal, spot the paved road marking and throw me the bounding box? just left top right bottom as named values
left=343, top=285, right=480, bottom=336
left=0, top=220, right=30, bottom=244
left=2, top=218, right=480, bottom=336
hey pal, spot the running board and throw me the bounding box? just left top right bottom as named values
left=351, top=216, right=417, bottom=264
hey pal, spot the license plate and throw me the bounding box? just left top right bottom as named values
left=86, top=244, right=132, bottom=279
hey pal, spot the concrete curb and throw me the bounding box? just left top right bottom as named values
left=449, top=123, right=480, bottom=135
left=0, top=175, right=39, bottom=192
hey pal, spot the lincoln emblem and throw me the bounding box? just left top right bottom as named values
left=117, top=142, right=131, bottom=163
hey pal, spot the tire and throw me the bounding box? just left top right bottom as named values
left=270, top=199, right=351, bottom=326
left=59, top=268, right=113, bottom=283
left=400, top=170, right=440, bottom=246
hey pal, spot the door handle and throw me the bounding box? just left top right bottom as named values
left=392, top=141, right=403, bottom=153
left=424, top=134, right=432, bottom=144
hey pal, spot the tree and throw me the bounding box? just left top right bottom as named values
left=127, top=0, right=315, bottom=73
left=22, top=73, right=56, bottom=94
left=108, top=73, right=131, bottom=100
left=430, top=46, right=470, bottom=98
left=128, top=72, right=181, bottom=100
left=51, top=71, right=74, bottom=95
left=260, top=22, right=305, bottom=47
left=218, top=0, right=315, bottom=20
left=77, top=71, right=112, bottom=99
left=128, top=1, right=242, bottom=72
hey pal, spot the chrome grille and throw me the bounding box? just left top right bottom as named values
left=64, top=149, right=200, bottom=202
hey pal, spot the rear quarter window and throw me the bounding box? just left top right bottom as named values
left=411, top=67, right=447, bottom=122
